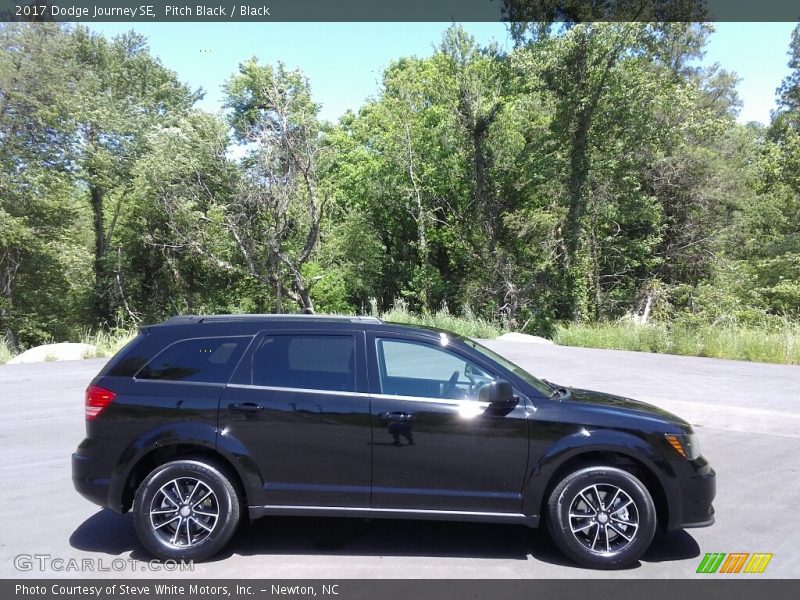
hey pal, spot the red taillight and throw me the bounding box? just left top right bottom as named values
left=85, top=385, right=116, bottom=420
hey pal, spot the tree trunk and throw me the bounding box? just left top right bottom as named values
left=288, top=270, right=314, bottom=313
left=90, top=182, right=112, bottom=325
left=473, top=127, right=494, bottom=253
left=562, top=103, right=592, bottom=323
left=560, top=28, right=623, bottom=323
left=640, top=292, right=653, bottom=324
left=464, top=100, right=502, bottom=313
left=275, top=279, right=283, bottom=314
left=403, top=122, right=430, bottom=310
left=468, top=103, right=501, bottom=253
left=590, top=216, right=602, bottom=322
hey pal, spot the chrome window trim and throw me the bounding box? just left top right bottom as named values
left=224, top=383, right=492, bottom=407
left=133, top=379, right=227, bottom=388
left=226, top=383, right=370, bottom=398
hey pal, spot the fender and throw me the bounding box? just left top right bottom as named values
left=107, top=422, right=265, bottom=512
left=522, top=429, right=683, bottom=529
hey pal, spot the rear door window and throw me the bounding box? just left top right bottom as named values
left=251, top=335, right=356, bottom=392
left=136, top=336, right=251, bottom=383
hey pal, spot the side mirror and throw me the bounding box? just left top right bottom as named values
left=478, top=380, right=517, bottom=406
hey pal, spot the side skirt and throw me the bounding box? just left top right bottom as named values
left=248, top=504, right=540, bottom=528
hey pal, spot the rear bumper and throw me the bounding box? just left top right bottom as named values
left=71, top=452, right=112, bottom=510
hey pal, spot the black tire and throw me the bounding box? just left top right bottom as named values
left=546, top=466, right=656, bottom=569
left=133, top=459, right=241, bottom=561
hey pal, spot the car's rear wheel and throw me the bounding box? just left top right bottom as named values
left=546, top=466, right=656, bottom=569
left=133, top=459, right=240, bottom=561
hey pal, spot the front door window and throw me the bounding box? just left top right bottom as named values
left=376, top=338, right=495, bottom=399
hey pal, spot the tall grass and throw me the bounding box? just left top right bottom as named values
left=554, top=322, right=800, bottom=365
left=0, top=338, right=13, bottom=365
left=79, top=328, right=138, bottom=358
left=379, top=301, right=503, bottom=339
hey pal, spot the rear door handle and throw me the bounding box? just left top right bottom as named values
left=229, top=402, right=264, bottom=413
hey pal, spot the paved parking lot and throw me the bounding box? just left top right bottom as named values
left=1, top=342, right=798, bottom=578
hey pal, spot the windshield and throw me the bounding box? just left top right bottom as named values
left=461, top=338, right=553, bottom=397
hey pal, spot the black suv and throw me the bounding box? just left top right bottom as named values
left=72, top=314, right=715, bottom=569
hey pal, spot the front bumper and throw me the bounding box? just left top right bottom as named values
left=679, top=465, right=716, bottom=528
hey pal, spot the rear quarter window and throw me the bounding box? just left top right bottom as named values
left=136, top=336, right=251, bottom=384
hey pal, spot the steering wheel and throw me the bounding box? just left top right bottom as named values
left=443, top=370, right=462, bottom=398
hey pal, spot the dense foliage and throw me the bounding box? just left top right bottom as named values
left=1, top=22, right=799, bottom=351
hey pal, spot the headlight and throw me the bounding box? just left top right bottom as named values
left=665, top=432, right=701, bottom=460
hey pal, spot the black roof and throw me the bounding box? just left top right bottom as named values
left=143, top=313, right=455, bottom=340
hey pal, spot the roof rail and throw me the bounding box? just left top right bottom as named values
left=161, top=314, right=383, bottom=325
left=161, top=315, right=204, bottom=324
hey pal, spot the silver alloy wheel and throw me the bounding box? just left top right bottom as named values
left=568, top=483, right=639, bottom=554
left=149, top=477, right=219, bottom=547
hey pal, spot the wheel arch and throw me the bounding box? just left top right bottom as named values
left=119, top=443, right=248, bottom=514
left=109, top=422, right=265, bottom=514
left=524, top=431, right=679, bottom=531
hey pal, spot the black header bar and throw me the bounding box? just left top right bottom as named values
left=1, top=1, right=799, bottom=23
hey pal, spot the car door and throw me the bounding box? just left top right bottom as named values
left=219, top=329, right=372, bottom=507
left=367, top=332, right=530, bottom=513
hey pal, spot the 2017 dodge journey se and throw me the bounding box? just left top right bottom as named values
left=72, top=314, right=715, bottom=569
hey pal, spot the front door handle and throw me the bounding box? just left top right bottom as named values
left=382, top=411, right=414, bottom=422
left=229, top=402, right=264, bottom=413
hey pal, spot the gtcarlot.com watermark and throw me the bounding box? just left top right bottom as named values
left=14, top=554, right=194, bottom=573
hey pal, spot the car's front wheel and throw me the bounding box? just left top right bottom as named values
left=133, top=459, right=241, bottom=561
left=546, top=466, right=657, bottom=569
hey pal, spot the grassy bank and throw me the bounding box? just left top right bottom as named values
left=554, top=322, right=800, bottom=365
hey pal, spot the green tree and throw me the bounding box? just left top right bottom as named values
left=223, top=60, right=327, bottom=312
left=735, top=23, right=800, bottom=319
left=0, top=23, right=85, bottom=346
left=126, top=111, right=244, bottom=321
left=71, top=28, right=199, bottom=325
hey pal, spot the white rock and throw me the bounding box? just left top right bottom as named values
left=497, top=332, right=555, bottom=345
left=6, top=342, right=97, bottom=364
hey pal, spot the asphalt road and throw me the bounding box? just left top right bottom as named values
left=1, top=342, right=798, bottom=579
